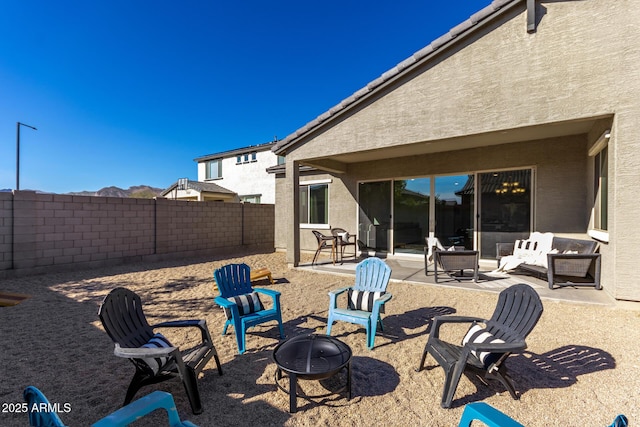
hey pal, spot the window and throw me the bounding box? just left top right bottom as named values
left=205, top=159, right=222, bottom=179
left=300, top=183, right=328, bottom=225
left=277, top=155, right=286, bottom=165
left=240, top=195, right=261, bottom=204
left=594, top=145, right=608, bottom=231
left=236, top=155, right=242, bottom=164
left=251, top=152, right=257, bottom=162
left=589, top=130, right=609, bottom=240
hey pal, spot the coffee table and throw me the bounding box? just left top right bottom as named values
left=273, top=334, right=352, bottom=413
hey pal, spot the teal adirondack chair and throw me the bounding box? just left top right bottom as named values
left=326, top=257, right=392, bottom=349
left=214, top=263, right=284, bottom=354
left=24, top=387, right=198, bottom=427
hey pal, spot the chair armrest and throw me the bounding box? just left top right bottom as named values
left=153, top=319, right=205, bottom=329
left=113, top=343, right=178, bottom=359
left=548, top=253, right=600, bottom=261
left=373, top=293, right=392, bottom=306
left=253, top=288, right=281, bottom=298
left=466, top=339, right=527, bottom=354
left=328, top=287, right=351, bottom=297
left=370, top=293, right=392, bottom=319
left=430, top=315, right=485, bottom=339
left=496, top=242, right=515, bottom=259
left=92, top=391, right=194, bottom=427
left=153, top=319, right=213, bottom=343
left=548, top=253, right=601, bottom=278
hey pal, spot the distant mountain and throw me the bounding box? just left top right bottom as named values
left=68, top=185, right=164, bottom=199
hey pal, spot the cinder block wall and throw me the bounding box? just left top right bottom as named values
left=0, top=191, right=274, bottom=277
left=0, top=193, right=12, bottom=271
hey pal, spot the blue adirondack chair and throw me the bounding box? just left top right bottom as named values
left=214, top=263, right=285, bottom=354
left=326, top=257, right=392, bottom=349
left=24, top=387, right=198, bottom=427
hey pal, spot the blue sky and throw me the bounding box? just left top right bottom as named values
left=1, top=0, right=491, bottom=193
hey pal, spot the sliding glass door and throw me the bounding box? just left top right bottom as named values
left=358, top=181, right=391, bottom=253
left=393, top=178, right=430, bottom=254
left=478, top=170, right=532, bottom=258
left=434, top=175, right=475, bottom=249
left=357, top=169, right=532, bottom=259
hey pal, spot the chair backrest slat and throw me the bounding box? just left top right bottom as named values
left=354, top=258, right=392, bottom=292
left=488, top=284, right=543, bottom=340
left=214, top=263, right=254, bottom=298
left=98, top=288, right=155, bottom=347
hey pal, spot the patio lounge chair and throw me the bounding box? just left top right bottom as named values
left=326, top=257, right=392, bottom=349
left=434, top=249, right=479, bottom=283
left=214, top=263, right=285, bottom=354
left=416, top=283, right=543, bottom=408
left=24, top=386, right=198, bottom=426
left=98, top=287, right=222, bottom=414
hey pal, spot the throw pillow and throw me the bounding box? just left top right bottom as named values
left=462, top=324, right=505, bottom=369
left=140, top=333, right=173, bottom=375
left=223, top=291, right=264, bottom=320
left=512, top=239, right=538, bottom=259
left=348, top=289, right=386, bottom=312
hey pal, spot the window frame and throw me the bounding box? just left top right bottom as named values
left=205, top=158, right=222, bottom=180
left=588, top=130, right=609, bottom=242
left=299, top=180, right=330, bottom=228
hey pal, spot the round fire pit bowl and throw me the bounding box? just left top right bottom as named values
left=273, top=334, right=352, bottom=413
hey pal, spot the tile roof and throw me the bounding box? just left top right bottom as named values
left=194, top=141, right=276, bottom=163
left=273, top=0, right=519, bottom=154
left=161, top=179, right=236, bottom=196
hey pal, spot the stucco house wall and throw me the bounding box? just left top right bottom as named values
left=273, top=1, right=640, bottom=301
left=197, top=144, right=278, bottom=204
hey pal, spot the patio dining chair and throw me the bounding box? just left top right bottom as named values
left=214, top=263, right=285, bottom=354
left=416, top=283, right=543, bottom=408
left=312, top=230, right=336, bottom=265
left=331, top=227, right=357, bottom=263
left=98, top=287, right=222, bottom=414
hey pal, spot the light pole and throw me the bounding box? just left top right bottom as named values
left=16, top=121, right=37, bottom=191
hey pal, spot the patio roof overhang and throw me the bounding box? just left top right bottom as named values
left=297, top=115, right=606, bottom=174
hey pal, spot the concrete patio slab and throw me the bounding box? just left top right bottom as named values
left=297, top=256, right=618, bottom=307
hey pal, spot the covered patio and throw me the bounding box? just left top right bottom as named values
left=297, top=256, right=617, bottom=307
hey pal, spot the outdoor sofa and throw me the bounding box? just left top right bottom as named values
left=496, top=235, right=601, bottom=290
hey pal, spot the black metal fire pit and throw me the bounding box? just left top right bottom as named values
left=273, top=334, right=352, bottom=412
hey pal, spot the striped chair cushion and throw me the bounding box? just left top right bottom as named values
left=223, top=291, right=264, bottom=320
left=140, top=333, right=173, bottom=374
left=462, top=324, right=505, bottom=369
left=348, top=289, right=386, bottom=313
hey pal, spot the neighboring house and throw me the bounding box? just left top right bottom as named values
left=194, top=142, right=281, bottom=204
left=161, top=178, right=237, bottom=202
left=271, top=0, right=640, bottom=301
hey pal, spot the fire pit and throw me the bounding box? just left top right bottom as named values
left=273, top=334, right=352, bottom=413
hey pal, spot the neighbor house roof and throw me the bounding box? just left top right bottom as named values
left=195, top=141, right=276, bottom=163
left=161, top=179, right=237, bottom=197
left=273, top=0, right=522, bottom=155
